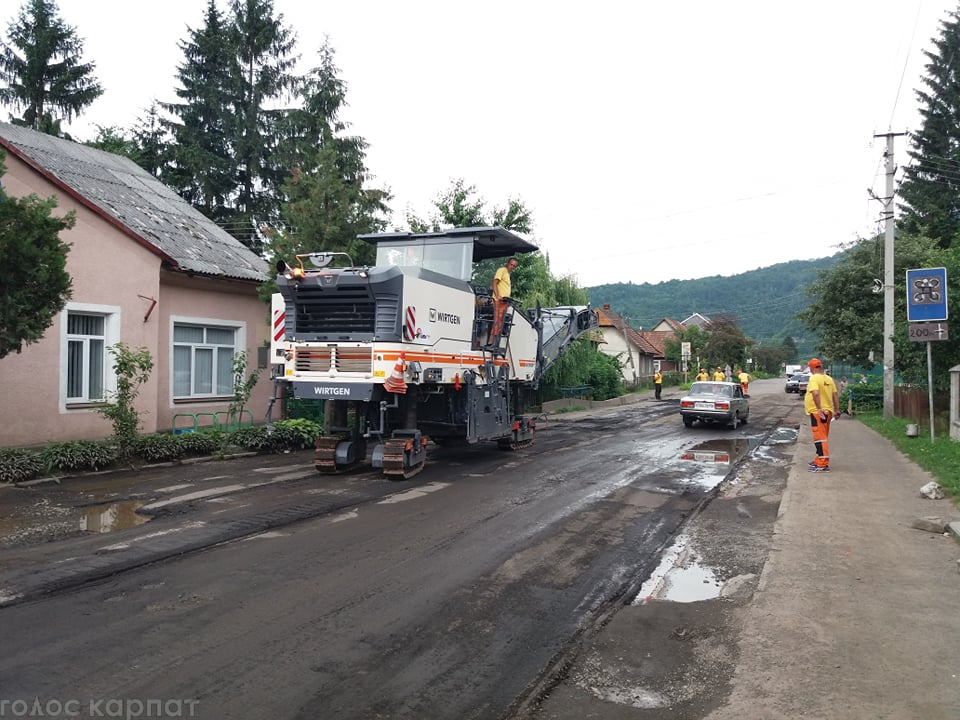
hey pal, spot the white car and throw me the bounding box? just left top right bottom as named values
left=680, top=381, right=750, bottom=429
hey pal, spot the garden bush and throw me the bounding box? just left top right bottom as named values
left=177, top=430, right=226, bottom=457
left=270, top=419, right=322, bottom=450
left=0, top=420, right=316, bottom=483
left=134, top=434, right=185, bottom=463
left=228, top=425, right=277, bottom=452
left=0, top=448, right=43, bottom=483
left=40, top=441, right=117, bottom=473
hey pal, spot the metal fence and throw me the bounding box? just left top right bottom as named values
left=845, top=386, right=949, bottom=423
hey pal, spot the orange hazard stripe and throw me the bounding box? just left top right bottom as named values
left=380, top=351, right=529, bottom=367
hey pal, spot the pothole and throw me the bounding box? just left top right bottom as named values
left=80, top=501, right=151, bottom=533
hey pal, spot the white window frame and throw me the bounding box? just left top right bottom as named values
left=60, top=303, right=121, bottom=411
left=170, top=315, right=247, bottom=403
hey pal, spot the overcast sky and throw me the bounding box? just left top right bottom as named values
left=40, top=0, right=957, bottom=287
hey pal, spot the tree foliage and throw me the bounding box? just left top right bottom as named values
left=269, top=39, right=391, bottom=270
left=702, top=315, right=753, bottom=371
left=0, top=151, right=74, bottom=358
left=898, top=9, right=960, bottom=249
left=541, top=338, right=623, bottom=401
left=407, top=179, right=586, bottom=307
left=589, top=255, right=836, bottom=354
left=0, top=0, right=102, bottom=135
left=160, top=0, right=235, bottom=217
left=796, top=232, right=960, bottom=389
left=664, top=324, right=707, bottom=368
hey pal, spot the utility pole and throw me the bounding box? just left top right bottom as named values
left=874, top=131, right=906, bottom=419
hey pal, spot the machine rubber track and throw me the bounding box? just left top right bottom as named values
left=315, top=434, right=358, bottom=474
left=497, top=425, right=535, bottom=450
left=381, top=437, right=426, bottom=480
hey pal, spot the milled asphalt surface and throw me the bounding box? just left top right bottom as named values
left=2, top=383, right=960, bottom=718
left=526, top=393, right=960, bottom=719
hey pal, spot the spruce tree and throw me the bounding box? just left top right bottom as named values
left=273, top=39, right=391, bottom=267
left=161, top=0, right=236, bottom=222
left=0, top=0, right=102, bottom=136
left=898, top=9, right=960, bottom=249
left=227, top=0, right=299, bottom=252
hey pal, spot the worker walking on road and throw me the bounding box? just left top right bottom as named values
left=653, top=369, right=663, bottom=400
left=805, top=357, right=839, bottom=472
left=737, top=368, right=750, bottom=396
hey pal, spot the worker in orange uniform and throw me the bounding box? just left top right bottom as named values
left=737, top=368, right=750, bottom=396
left=805, top=357, right=839, bottom=472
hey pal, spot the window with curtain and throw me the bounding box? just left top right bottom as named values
left=66, top=313, right=106, bottom=401
left=173, top=324, right=236, bottom=398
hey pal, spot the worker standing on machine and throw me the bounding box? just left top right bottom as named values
left=491, top=257, right=518, bottom=342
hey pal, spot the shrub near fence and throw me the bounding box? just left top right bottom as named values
left=845, top=384, right=950, bottom=427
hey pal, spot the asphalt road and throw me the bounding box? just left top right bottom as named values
left=0, top=380, right=800, bottom=720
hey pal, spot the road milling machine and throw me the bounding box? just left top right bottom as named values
left=271, top=226, right=597, bottom=479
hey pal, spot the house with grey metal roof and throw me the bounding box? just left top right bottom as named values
left=0, top=121, right=272, bottom=447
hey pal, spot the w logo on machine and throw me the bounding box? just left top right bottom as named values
left=404, top=306, right=416, bottom=340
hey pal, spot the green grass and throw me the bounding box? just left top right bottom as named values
left=554, top=405, right=587, bottom=414
left=856, top=412, right=960, bottom=502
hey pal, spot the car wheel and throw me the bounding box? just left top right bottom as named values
left=729, top=412, right=740, bottom=430
left=683, top=417, right=694, bottom=428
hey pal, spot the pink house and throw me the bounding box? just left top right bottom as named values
left=0, top=122, right=272, bottom=448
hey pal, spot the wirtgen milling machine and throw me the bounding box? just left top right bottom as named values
left=271, top=226, right=597, bottom=479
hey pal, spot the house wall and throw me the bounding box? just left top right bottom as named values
left=0, top=150, right=271, bottom=449
left=598, top=328, right=637, bottom=383
left=156, top=272, right=273, bottom=433
left=1, top=152, right=161, bottom=447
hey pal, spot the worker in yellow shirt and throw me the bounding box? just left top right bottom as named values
left=712, top=366, right=725, bottom=382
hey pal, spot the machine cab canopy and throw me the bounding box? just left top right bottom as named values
left=360, top=227, right=538, bottom=282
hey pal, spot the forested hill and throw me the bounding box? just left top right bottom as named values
left=587, top=254, right=841, bottom=343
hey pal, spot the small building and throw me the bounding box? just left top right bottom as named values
left=593, top=304, right=661, bottom=383
left=0, top=122, right=271, bottom=448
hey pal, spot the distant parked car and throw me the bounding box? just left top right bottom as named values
left=680, top=381, right=750, bottom=429
left=785, top=373, right=802, bottom=393
left=796, top=373, right=811, bottom=396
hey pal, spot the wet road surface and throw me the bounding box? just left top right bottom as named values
left=0, top=381, right=800, bottom=719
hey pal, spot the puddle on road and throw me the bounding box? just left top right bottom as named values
left=766, top=426, right=799, bottom=444
left=655, top=562, right=721, bottom=602
left=633, top=534, right=723, bottom=604
left=80, top=501, right=151, bottom=534
left=679, top=438, right=753, bottom=465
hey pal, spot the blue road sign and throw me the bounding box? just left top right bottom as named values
left=906, top=267, right=948, bottom=322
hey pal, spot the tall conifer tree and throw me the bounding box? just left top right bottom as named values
left=898, top=9, right=960, bottom=249
left=274, top=39, right=391, bottom=267
left=0, top=0, right=102, bottom=136
left=227, top=0, right=299, bottom=252
left=161, top=0, right=236, bottom=222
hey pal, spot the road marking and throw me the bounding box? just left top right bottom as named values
left=376, top=482, right=451, bottom=504
left=98, top=521, right=206, bottom=552
left=140, top=485, right=248, bottom=511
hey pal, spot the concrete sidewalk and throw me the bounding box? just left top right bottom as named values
left=705, top=415, right=960, bottom=719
